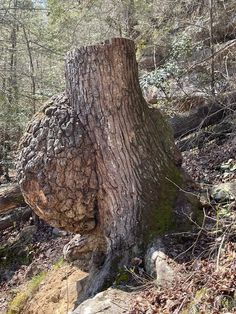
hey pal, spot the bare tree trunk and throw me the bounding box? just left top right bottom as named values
left=124, top=0, right=137, bottom=38
left=64, top=36, right=181, bottom=242
left=22, top=24, right=36, bottom=114
left=8, top=0, right=18, bottom=105
left=18, top=38, right=195, bottom=301
left=209, top=0, right=215, bottom=96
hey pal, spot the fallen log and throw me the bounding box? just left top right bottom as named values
left=0, top=183, right=26, bottom=213
left=169, top=91, right=236, bottom=138
left=0, top=206, right=32, bottom=230
left=177, top=131, right=230, bottom=152
left=177, top=119, right=234, bottom=151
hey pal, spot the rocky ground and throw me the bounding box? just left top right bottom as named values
left=0, top=133, right=235, bottom=314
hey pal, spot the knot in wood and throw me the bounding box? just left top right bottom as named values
left=17, top=93, right=98, bottom=233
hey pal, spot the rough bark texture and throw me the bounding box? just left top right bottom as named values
left=17, top=38, right=194, bottom=300
left=18, top=93, right=97, bottom=234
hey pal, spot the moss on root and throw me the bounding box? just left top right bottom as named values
left=143, top=164, right=183, bottom=243
left=114, top=268, right=131, bottom=286
left=143, top=157, right=203, bottom=245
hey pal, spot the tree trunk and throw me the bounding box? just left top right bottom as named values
left=17, top=38, right=195, bottom=301
left=8, top=0, right=18, bottom=105
left=22, top=24, right=36, bottom=114
left=209, top=0, right=215, bottom=96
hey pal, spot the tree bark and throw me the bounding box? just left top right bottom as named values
left=0, top=184, right=25, bottom=213
left=17, top=38, right=195, bottom=301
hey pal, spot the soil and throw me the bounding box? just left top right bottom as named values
left=0, top=218, right=74, bottom=313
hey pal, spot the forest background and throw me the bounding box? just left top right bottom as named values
left=1, top=0, right=236, bottom=173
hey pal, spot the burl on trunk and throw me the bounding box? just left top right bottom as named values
left=17, top=38, right=196, bottom=300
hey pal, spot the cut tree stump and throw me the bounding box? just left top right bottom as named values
left=17, top=38, right=199, bottom=302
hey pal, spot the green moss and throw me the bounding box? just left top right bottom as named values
left=157, top=166, right=182, bottom=233
left=7, top=272, right=46, bottom=314
left=144, top=164, right=183, bottom=243
left=114, top=268, right=130, bottom=286
left=186, top=193, right=203, bottom=225
left=52, top=257, right=64, bottom=270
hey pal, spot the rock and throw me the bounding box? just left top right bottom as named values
left=72, top=288, right=135, bottom=314
left=211, top=181, right=236, bottom=203
left=145, top=238, right=179, bottom=287
left=212, top=190, right=234, bottom=203
left=63, top=235, right=93, bottom=272
left=52, top=227, right=67, bottom=237
left=8, top=225, right=37, bottom=250
left=154, top=251, right=176, bottom=287
left=0, top=226, right=36, bottom=271
left=145, top=238, right=165, bottom=277
left=17, top=225, right=37, bottom=241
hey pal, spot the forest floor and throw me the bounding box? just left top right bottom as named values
left=0, top=214, right=75, bottom=313
left=0, top=134, right=235, bottom=313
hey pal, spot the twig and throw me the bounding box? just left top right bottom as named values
left=216, top=233, right=226, bottom=271
left=165, top=177, right=200, bottom=198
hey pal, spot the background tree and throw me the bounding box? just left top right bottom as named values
left=0, top=0, right=235, bottom=175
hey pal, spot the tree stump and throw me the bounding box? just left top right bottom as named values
left=17, top=38, right=196, bottom=301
